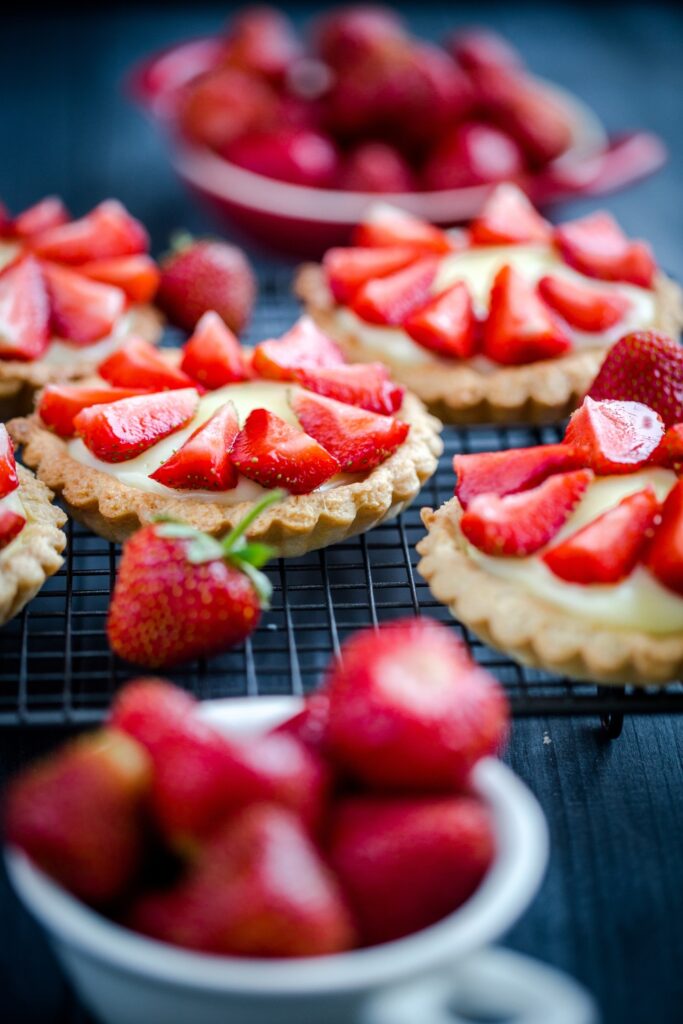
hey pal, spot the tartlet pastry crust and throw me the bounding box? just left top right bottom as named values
left=417, top=497, right=683, bottom=686
left=0, top=466, right=67, bottom=626
left=296, top=264, right=683, bottom=425
left=9, top=394, right=442, bottom=556
left=0, top=304, right=163, bottom=420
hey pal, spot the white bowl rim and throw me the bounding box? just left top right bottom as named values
left=6, top=696, right=549, bottom=997
left=172, top=77, right=606, bottom=225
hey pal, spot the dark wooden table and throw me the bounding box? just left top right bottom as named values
left=1, top=5, right=683, bottom=1022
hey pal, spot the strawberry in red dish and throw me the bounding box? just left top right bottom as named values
left=297, top=184, right=679, bottom=424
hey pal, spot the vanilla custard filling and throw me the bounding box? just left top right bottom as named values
left=0, top=487, right=27, bottom=556
left=332, top=244, right=656, bottom=368
left=0, top=242, right=140, bottom=366
left=467, top=469, right=683, bottom=633
left=67, top=381, right=363, bottom=505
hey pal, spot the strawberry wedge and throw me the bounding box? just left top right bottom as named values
left=291, top=389, right=409, bottom=472
left=470, top=184, right=551, bottom=245
left=252, top=317, right=345, bottom=381
left=99, top=337, right=195, bottom=392
left=180, top=311, right=248, bottom=389
left=150, top=401, right=240, bottom=491
left=0, top=509, right=26, bottom=550
left=350, top=257, right=438, bottom=326
left=483, top=264, right=571, bottom=365
left=323, top=246, right=419, bottom=303
left=564, top=397, right=664, bottom=474
left=353, top=204, right=454, bottom=254
left=554, top=212, right=656, bottom=288
left=543, top=487, right=660, bottom=584
left=538, top=275, right=629, bottom=332
left=38, top=385, right=147, bottom=438
left=31, top=200, right=148, bottom=264
left=0, top=424, right=20, bottom=498
left=44, top=263, right=126, bottom=345
left=78, top=255, right=160, bottom=304
left=453, top=444, right=582, bottom=508
left=460, top=469, right=592, bottom=556
left=0, top=255, right=50, bottom=361
left=74, top=388, right=199, bottom=463
left=12, top=197, right=69, bottom=239
left=645, top=480, right=683, bottom=596
left=231, top=409, right=340, bottom=493
left=404, top=281, right=477, bottom=358
left=294, top=363, right=403, bottom=415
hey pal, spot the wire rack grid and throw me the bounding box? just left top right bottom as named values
left=1, top=268, right=682, bottom=729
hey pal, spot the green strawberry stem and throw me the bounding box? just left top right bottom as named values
left=154, top=488, right=286, bottom=609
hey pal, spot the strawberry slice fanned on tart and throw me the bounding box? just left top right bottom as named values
left=0, top=197, right=162, bottom=417
left=10, top=315, right=442, bottom=555
left=296, top=185, right=683, bottom=424
left=418, top=332, right=683, bottom=684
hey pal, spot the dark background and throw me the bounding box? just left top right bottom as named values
left=1, top=4, right=683, bottom=1022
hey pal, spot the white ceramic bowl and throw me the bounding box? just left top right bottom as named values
left=6, top=697, right=596, bottom=1024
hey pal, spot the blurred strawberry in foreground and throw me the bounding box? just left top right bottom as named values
left=6, top=615, right=504, bottom=956
left=129, top=804, right=355, bottom=956
left=5, top=729, right=151, bottom=905
left=587, top=330, right=683, bottom=428
left=107, top=490, right=282, bottom=668
left=328, top=795, right=494, bottom=945
left=324, top=618, right=509, bottom=789
left=156, top=235, right=256, bottom=334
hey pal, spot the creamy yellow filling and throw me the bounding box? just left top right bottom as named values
left=468, top=469, right=683, bottom=633
left=333, top=243, right=655, bottom=368
left=67, top=380, right=361, bottom=504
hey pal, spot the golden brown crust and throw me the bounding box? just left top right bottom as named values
left=417, top=496, right=683, bottom=686
left=0, top=466, right=67, bottom=626
left=296, top=264, right=683, bottom=425
left=0, top=304, right=164, bottom=420
left=9, top=394, right=443, bottom=556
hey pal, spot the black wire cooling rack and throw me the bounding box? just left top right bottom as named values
left=2, top=268, right=683, bottom=731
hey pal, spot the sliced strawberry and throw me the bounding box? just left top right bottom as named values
left=99, top=337, right=194, bottom=391
left=180, top=311, right=248, bottom=389
left=554, top=212, right=656, bottom=288
left=564, top=397, right=665, bottom=474
left=294, top=363, right=403, bottom=414
left=353, top=204, right=455, bottom=254
left=656, top=424, right=683, bottom=468
left=538, top=274, right=629, bottom=332
left=0, top=424, right=19, bottom=498
left=645, top=480, right=683, bottom=596
left=403, top=281, right=477, bottom=358
left=0, top=255, right=50, bottom=361
left=543, top=487, right=660, bottom=584
left=252, top=317, right=345, bottom=381
left=31, top=200, right=148, bottom=264
left=43, top=262, right=126, bottom=345
left=12, top=197, right=69, bottom=239
left=587, top=331, right=683, bottom=428
left=38, top=384, right=147, bottom=438
left=231, top=409, right=340, bottom=494
left=74, top=388, right=198, bottom=463
left=291, top=389, right=409, bottom=472
left=350, top=256, right=438, bottom=326
left=323, top=246, right=419, bottom=304
left=482, top=264, right=571, bottom=365
left=150, top=401, right=240, bottom=491
left=0, top=509, right=26, bottom=550
left=78, top=255, right=160, bottom=304
left=460, top=469, right=592, bottom=556
left=470, top=184, right=551, bottom=245
left=454, top=443, right=583, bottom=508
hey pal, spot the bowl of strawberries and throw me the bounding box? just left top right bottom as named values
left=128, top=6, right=666, bottom=257
left=4, top=620, right=598, bottom=1024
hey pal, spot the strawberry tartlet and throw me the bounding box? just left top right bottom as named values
left=0, top=197, right=162, bottom=418
left=296, top=185, right=683, bottom=424
left=10, top=315, right=442, bottom=554
left=418, top=337, right=683, bottom=684
left=0, top=424, right=66, bottom=626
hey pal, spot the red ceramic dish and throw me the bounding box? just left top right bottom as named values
left=128, top=37, right=662, bottom=257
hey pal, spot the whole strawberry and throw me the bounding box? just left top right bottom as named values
left=156, top=235, right=256, bottom=334
left=587, top=330, right=683, bottom=428
left=107, top=491, right=282, bottom=668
